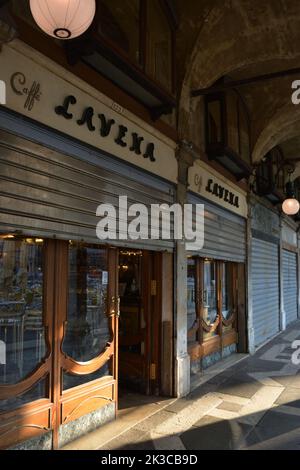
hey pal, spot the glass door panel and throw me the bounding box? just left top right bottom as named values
left=221, top=262, right=235, bottom=332
left=187, top=258, right=197, bottom=344
left=0, top=238, right=46, bottom=387
left=203, top=260, right=218, bottom=340
left=63, top=243, right=111, bottom=390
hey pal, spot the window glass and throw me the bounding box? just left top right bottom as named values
left=222, top=263, right=234, bottom=321
left=0, top=377, right=46, bottom=414
left=119, top=250, right=143, bottom=356
left=63, top=243, right=110, bottom=364
left=238, top=101, right=250, bottom=164
left=207, top=100, right=223, bottom=144
left=0, top=238, right=45, bottom=385
left=63, top=364, right=110, bottom=390
left=187, top=258, right=197, bottom=344
left=146, top=0, right=172, bottom=92
left=98, top=0, right=141, bottom=65
left=203, top=260, right=218, bottom=340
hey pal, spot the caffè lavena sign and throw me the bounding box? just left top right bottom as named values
left=206, top=178, right=240, bottom=208
left=55, top=95, right=156, bottom=162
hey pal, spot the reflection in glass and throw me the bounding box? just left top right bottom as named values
left=0, top=377, right=46, bottom=413
left=222, top=263, right=234, bottom=321
left=63, top=244, right=110, bottom=364
left=119, top=250, right=143, bottom=356
left=187, top=258, right=197, bottom=343
left=0, top=238, right=45, bottom=385
left=207, top=100, right=223, bottom=144
left=146, top=0, right=172, bottom=92
left=63, top=363, right=110, bottom=390
left=203, top=260, right=218, bottom=340
left=98, top=0, right=140, bottom=65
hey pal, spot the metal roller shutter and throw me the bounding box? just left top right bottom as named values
left=0, top=113, right=175, bottom=251
left=251, top=238, right=280, bottom=347
left=188, top=193, right=246, bottom=262
left=283, top=250, right=298, bottom=326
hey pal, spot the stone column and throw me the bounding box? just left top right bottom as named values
left=174, top=142, right=196, bottom=397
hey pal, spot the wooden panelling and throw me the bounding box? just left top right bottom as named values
left=0, top=402, right=53, bottom=450
left=61, top=381, right=115, bottom=425
left=222, top=330, right=237, bottom=348
left=202, top=337, right=222, bottom=357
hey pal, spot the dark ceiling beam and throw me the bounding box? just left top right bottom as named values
left=191, top=66, right=300, bottom=97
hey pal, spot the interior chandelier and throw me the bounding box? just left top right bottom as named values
left=29, top=0, right=96, bottom=40
left=282, top=171, right=300, bottom=216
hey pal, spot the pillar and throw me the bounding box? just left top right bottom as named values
left=174, top=142, right=196, bottom=397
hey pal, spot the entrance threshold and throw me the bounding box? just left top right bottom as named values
left=61, top=393, right=176, bottom=451
left=190, top=353, right=249, bottom=392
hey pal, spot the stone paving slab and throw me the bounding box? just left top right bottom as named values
left=83, top=321, right=300, bottom=451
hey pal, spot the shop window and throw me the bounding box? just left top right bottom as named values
left=98, top=0, right=141, bottom=66
left=0, top=377, right=46, bottom=413
left=205, top=91, right=252, bottom=180
left=92, top=0, right=176, bottom=103
left=255, top=148, right=285, bottom=204
left=0, top=238, right=46, bottom=386
left=146, top=0, right=173, bottom=92
left=187, top=258, right=239, bottom=360
left=63, top=364, right=110, bottom=390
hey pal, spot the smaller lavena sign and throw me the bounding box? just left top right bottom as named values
left=0, top=80, right=6, bottom=105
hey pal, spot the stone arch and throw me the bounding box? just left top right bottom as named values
left=177, top=0, right=300, bottom=141
left=252, top=103, right=300, bottom=163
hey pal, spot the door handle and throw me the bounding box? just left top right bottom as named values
left=110, top=296, right=120, bottom=318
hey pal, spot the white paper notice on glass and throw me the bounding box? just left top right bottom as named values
left=102, top=271, right=108, bottom=285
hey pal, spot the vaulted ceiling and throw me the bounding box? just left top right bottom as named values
left=175, top=0, right=300, bottom=167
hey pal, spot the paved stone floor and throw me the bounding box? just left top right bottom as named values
left=100, top=321, right=300, bottom=450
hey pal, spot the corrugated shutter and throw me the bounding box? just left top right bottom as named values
left=251, top=238, right=280, bottom=347
left=283, top=250, right=298, bottom=325
left=0, top=115, right=175, bottom=251
left=188, top=193, right=246, bottom=262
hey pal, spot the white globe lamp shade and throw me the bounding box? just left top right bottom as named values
left=282, top=198, right=300, bottom=216
left=29, top=0, right=96, bottom=40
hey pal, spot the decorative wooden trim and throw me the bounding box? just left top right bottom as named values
left=0, top=403, right=53, bottom=450
left=0, top=359, right=51, bottom=400
left=222, top=311, right=236, bottom=327
left=61, top=343, right=114, bottom=375
left=61, top=382, right=115, bottom=425
left=200, top=315, right=220, bottom=333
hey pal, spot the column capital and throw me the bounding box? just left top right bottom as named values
left=176, top=140, right=199, bottom=186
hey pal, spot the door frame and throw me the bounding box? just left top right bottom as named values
left=0, top=238, right=119, bottom=450
left=117, top=249, right=163, bottom=397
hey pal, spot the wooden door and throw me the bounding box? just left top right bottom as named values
left=0, top=237, right=119, bottom=450
left=118, top=250, right=161, bottom=395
